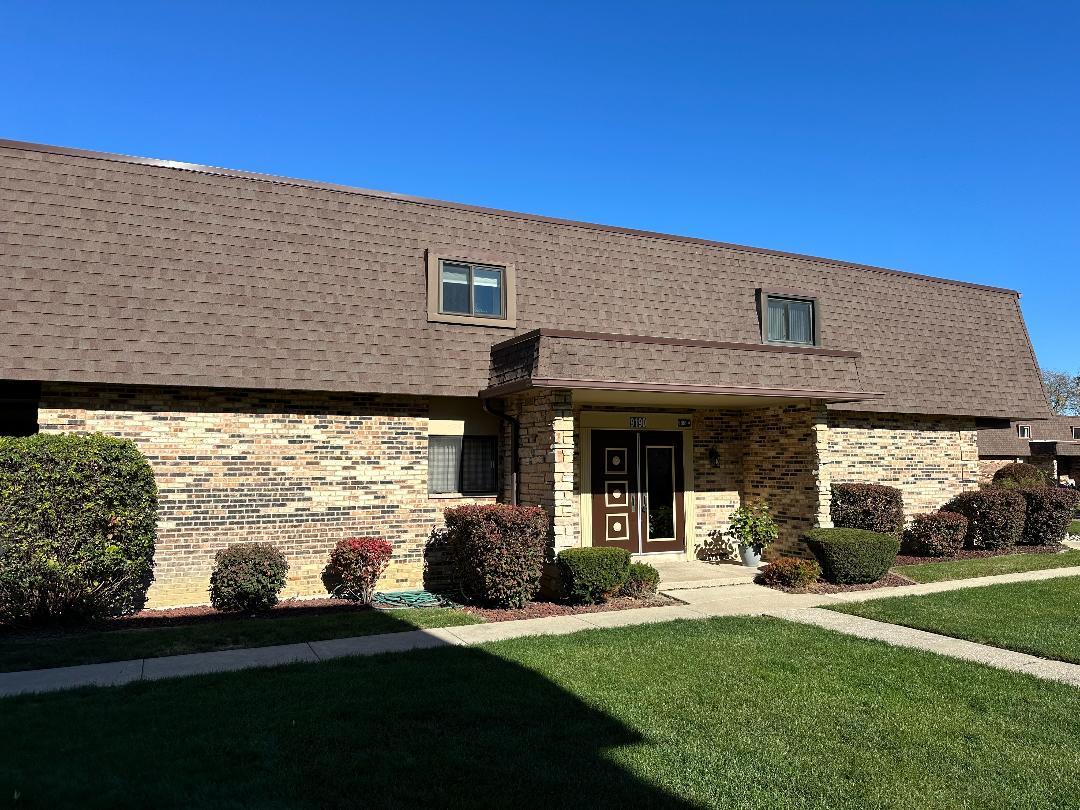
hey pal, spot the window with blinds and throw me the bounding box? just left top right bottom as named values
left=428, top=435, right=498, bottom=495
left=766, top=296, right=815, bottom=345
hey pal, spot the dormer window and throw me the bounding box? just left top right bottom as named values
left=427, top=250, right=517, bottom=328
left=1018, top=424, right=1031, bottom=439
left=765, top=295, right=816, bottom=346
left=1072, top=427, right=1080, bottom=440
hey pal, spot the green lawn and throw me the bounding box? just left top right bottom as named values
left=894, top=548, right=1080, bottom=583
left=0, top=607, right=480, bottom=673
left=3, top=617, right=1080, bottom=808
left=1069, top=519, right=1080, bottom=535
left=830, top=576, right=1080, bottom=664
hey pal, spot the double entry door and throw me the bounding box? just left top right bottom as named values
left=590, top=430, right=685, bottom=554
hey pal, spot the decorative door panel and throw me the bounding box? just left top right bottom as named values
left=590, top=431, right=639, bottom=552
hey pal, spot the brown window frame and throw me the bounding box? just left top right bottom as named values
left=427, top=249, right=517, bottom=328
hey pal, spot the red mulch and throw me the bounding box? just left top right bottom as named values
left=763, top=572, right=917, bottom=595
left=894, top=544, right=1064, bottom=567
left=97, top=597, right=371, bottom=631
left=462, top=594, right=677, bottom=623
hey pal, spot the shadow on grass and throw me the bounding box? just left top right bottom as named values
left=0, top=611, right=693, bottom=809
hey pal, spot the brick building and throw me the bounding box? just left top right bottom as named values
left=0, top=138, right=1050, bottom=607
left=978, top=416, right=1080, bottom=484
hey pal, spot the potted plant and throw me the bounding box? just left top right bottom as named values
left=725, top=502, right=778, bottom=567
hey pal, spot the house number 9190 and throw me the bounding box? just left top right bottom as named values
left=629, top=417, right=647, bottom=429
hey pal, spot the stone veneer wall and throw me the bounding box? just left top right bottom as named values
left=38, top=382, right=485, bottom=608
left=817, top=411, right=979, bottom=522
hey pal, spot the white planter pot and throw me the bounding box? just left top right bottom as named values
left=739, top=546, right=762, bottom=567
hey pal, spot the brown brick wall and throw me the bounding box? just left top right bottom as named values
left=39, top=383, right=488, bottom=608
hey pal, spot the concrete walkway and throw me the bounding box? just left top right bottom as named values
left=3, top=565, right=1079, bottom=698
left=770, top=607, right=1080, bottom=687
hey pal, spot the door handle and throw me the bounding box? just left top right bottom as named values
left=629, top=493, right=636, bottom=512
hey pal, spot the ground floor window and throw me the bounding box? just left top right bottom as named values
left=429, top=435, right=498, bottom=495
left=0, top=381, right=39, bottom=437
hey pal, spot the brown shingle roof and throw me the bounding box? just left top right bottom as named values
left=0, top=138, right=1050, bottom=419
left=979, top=416, right=1080, bottom=456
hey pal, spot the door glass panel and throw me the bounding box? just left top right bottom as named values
left=645, top=445, right=675, bottom=540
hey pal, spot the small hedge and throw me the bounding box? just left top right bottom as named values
left=620, top=561, right=660, bottom=598
left=902, top=512, right=968, bottom=557
left=1019, top=488, right=1080, bottom=546
left=0, top=433, right=158, bottom=624
left=992, top=462, right=1048, bottom=490
left=209, top=543, right=289, bottom=612
left=759, top=556, right=822, bottom=589
left=557, top=547, right=631, bottom=604
left=322, top=537, right=393, bottom=604
left=443, top=504, right=548, bottom=608
left=942, top=489, right=1026, bottom=550
left=804, top=528, right=899, bottom=584
left=830, top=484, right=904, bottom=535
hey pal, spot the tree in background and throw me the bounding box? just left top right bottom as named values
left=1042, top=369, right=1080, bottom=415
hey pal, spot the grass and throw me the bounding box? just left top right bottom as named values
left=3, top=617, right=1080, bottom=808
left=830, top=576, right=1080, bottom=664
left=1069, top=519, right=1080, bottom=535
left=0, top=607, right=480, bottom=673
left=894, top=548, right=1080, bottom=583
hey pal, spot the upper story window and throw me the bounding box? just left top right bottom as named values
left=1018, top=424, right=1032, bottom=438
left=765, top=295, right=816, bottom=346
left=440, top=261, right=505, bottom=318
left=1072, top=427, right=1080, bottom=440
left=427, top=250, right=517, bottom=328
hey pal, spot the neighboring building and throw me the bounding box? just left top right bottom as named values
left=978, top=416, right=1080, bottom=483
left=0, top=138, right=1051, bottom=607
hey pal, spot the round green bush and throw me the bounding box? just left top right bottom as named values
left=209, top=543, right=289, bottom=612
left=804, top=528, right=900, bottom=585
left=830, top=483, right=904, bottom=535
left=0, top=433, right=158, bottom=624
left=941, top=489, right=1025, bottom=550
left=992, top=462, right=1048, bottom=490
left=620, top=562, right=660, bottom=598
left=902, top=512, right=968, bottom=557
left=759, top=556, right=822, bottom=589
left=557, top=547, right=631, bottom=604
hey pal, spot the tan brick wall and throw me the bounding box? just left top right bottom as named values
left=978, top=457, right=1020, bottom=485
left=39, top=383, right=487, bottom=608
left=818, top=411, right=979, bottom=521
left=691, top=410, right=744, bottom=558
left=739, top=405, right=825, bottom=557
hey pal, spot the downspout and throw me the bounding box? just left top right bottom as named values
left=483, top=398, right=520, bottom=505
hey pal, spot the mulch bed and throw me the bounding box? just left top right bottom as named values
left=894, top=544, right=1064, bottom=567
left=763, top=572, right=917, bottom=595
left=461, top=594, right=678, bottom=623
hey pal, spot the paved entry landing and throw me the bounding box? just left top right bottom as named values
left=646, top=557, right=760, bottom=591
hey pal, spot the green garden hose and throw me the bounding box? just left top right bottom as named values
left=372, top=590, right=452, bottom=609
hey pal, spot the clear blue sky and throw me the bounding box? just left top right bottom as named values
left=4, top=2, right=1077, bottom=372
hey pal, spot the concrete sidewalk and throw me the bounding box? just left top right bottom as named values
left=3, top=565, right=1079, bottom=698
left=770, top=607, right=1080, bottom=687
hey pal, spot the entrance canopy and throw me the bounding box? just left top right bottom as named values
left=483, top=329, right=882, bottom=407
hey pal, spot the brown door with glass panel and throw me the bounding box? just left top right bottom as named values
left=590, top=430, right=685, bottom=554
left=589, top=431, right=640, bottom=553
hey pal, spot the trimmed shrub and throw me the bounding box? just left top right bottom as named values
left=804, top=528, right=900, bottom=584
left=1019, top=487, right=1080, bottom=546
left=942, top=489, right=1025, bottom=550
left=902, top=512, right=968, bottom=557
left=620, top=562, right=660, bottom=598
left=322, top=537, right=393, bottom=605
left=992, top=462, right=1048, bottom=490
left=0, top=433, right=158, bottom=624
left=209, top=543, right=289, bottom=612
left=443, top=504, right=548, bottom=608
left=557, top=547, right=631, bottom=604
left=759, top=556, right=822, bottom=589
left=830, top=484, right=904, bottom=535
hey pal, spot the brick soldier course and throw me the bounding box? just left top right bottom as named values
left=0, top=138, right=1051, bottom=607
